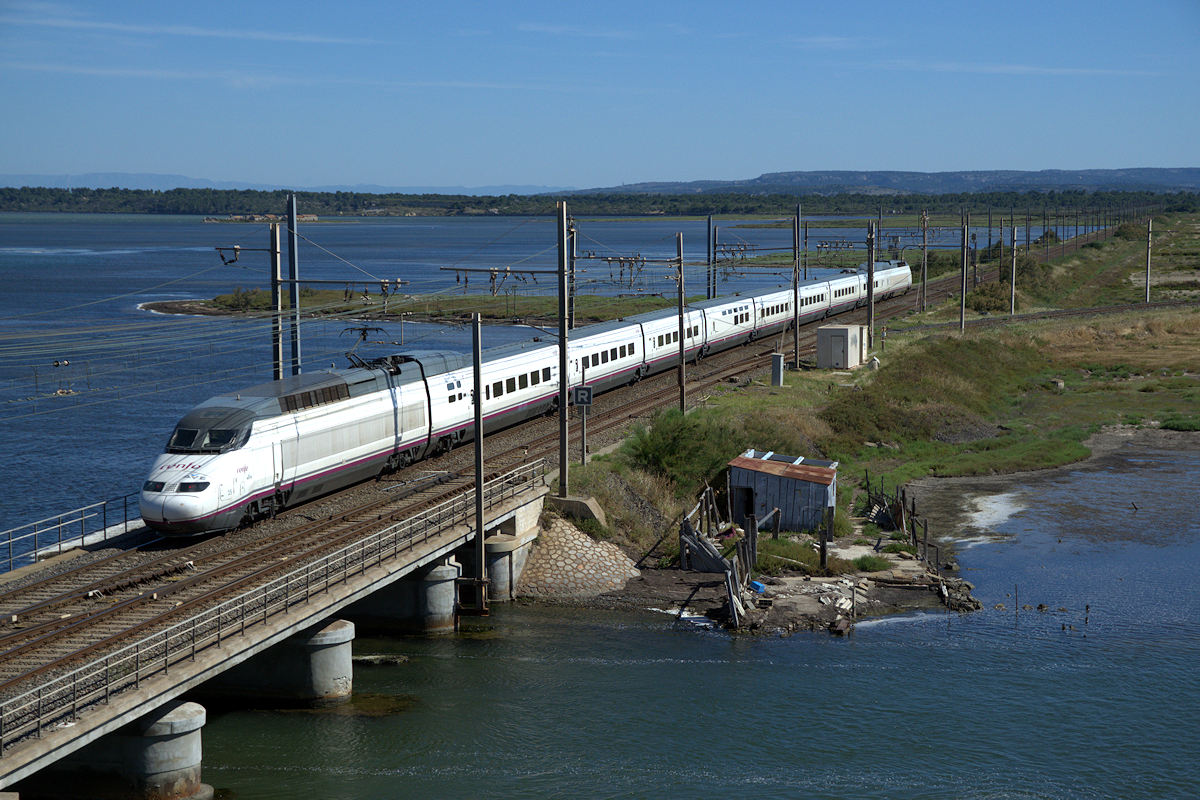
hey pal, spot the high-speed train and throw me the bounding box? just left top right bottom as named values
left=140, top=261, right=911, bottom=535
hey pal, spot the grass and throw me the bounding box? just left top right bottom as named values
left=756, top=537, right=853, bottom=577
left=853, top=555, right=892, bottom=573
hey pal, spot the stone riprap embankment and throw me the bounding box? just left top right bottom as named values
left=516, top=517, right=639, bottom=599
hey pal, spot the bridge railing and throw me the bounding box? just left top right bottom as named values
left=0, top=493, right=142, bottom=576
left=0, top=460, right=546, bottom=755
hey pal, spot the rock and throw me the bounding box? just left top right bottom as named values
left=829, top=617, right=852, bottom=636
left=1037, top=603, right=1048, bottom=612
left=354, top=654, right=410, bottom=666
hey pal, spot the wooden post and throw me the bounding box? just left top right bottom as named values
left=820, top=506, right=831, bottom=570
left=725, top=470, right=733, bottom=528
left=747, top=513, right=758, bottom=576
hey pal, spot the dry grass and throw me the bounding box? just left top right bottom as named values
left=1033, top=310, right=1200, bottom=371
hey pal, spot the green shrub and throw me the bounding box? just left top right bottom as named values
left=882, top=542, right=916, bottom=555
left=574, top=517, right=611, bottom=541
left=619, top=409, right=746, bottom=497
left=1161, top=414, right=1200, bottom=431
left=967, top=280, right=1013, bottom=313
left=1113, top=222, right=1146, bottom=241
left=853, top=554, right=891, bottom=572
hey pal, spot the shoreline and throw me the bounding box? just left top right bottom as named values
left=905, top=426, right=1200, bottom=541
left=561, top=426, right=1199, bottom=635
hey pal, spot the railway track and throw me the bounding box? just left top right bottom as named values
left=0, top=468, right=495, bottom=697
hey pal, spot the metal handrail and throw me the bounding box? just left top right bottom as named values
left=1, top=494, right=140, bottom=575
left=0, top=460, right=545, bottom=753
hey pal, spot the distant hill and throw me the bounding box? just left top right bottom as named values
left=0, top=172, right=572, bottom=196
left=580, top=168, right=1200, bottom=195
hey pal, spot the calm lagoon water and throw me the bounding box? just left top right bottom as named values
left=201, top=446, right=1200, bottom=800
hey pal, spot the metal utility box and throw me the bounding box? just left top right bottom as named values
left=817, top=324, right=867, bottom=369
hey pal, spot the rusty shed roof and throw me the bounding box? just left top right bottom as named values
left=727, top=450, right=838, bottom=486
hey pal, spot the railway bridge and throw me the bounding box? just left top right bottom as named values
left=0, top=463, right=548, bottom=798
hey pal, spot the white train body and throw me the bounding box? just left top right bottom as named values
left=141, top=262, right=910, bottom=535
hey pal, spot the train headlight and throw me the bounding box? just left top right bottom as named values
left=177, top=482, right=210, bottom=493
left=143, top=481, right=165, bottom=492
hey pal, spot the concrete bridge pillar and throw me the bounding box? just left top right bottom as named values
left=347, top=559, right=460, bottom=634
left=483, top=530, right=539, bottom=601
left=14, top=700, right=212, bottom=800
left=196, top=619, right=354, bottom=708
left=457, top=501, right=542, bottom=602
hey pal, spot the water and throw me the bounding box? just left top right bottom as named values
left=198, top=446, right=1200, bottom=799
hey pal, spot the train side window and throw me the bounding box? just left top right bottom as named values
left=609, top=347, right=617, bottom=361
left=448, top=393, right=456, bottom=403
left=601, top=351, right=609, bottom=364
left=630, top=341, right=636, bottom=353
left=519, top=374, right=528, bottom=389
left=493, top=380, right=503, bottom=397
left=506, top=377, right=516, bottom=393
left=531, top=370, right=540, bottom=385
left=542, top=367, right=551, bottom=381
left=485, top=385, right=491, bottom=400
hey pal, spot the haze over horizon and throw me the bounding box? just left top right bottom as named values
left=1, top=1, right=1196, bottom=190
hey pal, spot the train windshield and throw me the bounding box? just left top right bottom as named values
left=165, top=406, right=256, bottom=454
left=167, top=425, right=247, bottom=453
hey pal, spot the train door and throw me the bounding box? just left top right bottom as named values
left=272, top=421, right=298, bottom=491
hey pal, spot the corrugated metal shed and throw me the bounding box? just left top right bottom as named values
left=727, top=449, right=837, bottom=532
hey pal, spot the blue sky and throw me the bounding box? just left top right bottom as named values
left=1, top=0, right=1196, bottom=189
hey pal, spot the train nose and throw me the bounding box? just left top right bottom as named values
left=140, top=481, right=215, bottom=532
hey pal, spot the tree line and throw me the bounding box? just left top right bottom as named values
left=0, top=185, right=1195, bottom=217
